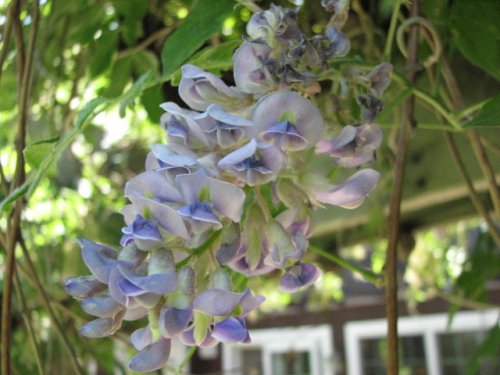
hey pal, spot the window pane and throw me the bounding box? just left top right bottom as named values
left=438, top=331, right=500, bottom=375
left=241, top=348, right=263, bottom=375
left=271, top=351, right=311, bottom=375
left=360, top=336, right=427, bottom=375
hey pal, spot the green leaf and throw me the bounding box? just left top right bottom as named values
left=119, top=69, right=154, bottom=117
left=466, top=325, right=500, bottom=375
left=170, top=39, right=240, bottom=86
left=24, top=136, right=60, bottom=169
left=88, top=31, right=118, bottom=77
left=465, top=95, right=500, bottom=127
left=103, top=57, right=133, bottom=98
left=161, top=0, right=235, bottom=77
left=450, top=0, right=500, bottom=81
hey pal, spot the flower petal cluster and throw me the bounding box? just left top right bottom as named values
left=66, top=4, right=389, bottom=373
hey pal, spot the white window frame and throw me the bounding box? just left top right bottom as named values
left=222, top=324, right=334, bottom=375
left=344, top=308, right=499, bottom=375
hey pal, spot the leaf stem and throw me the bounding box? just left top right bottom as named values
left=383, top=0, right=403, bottom=61
left=309, top=244, right=382, bottom=285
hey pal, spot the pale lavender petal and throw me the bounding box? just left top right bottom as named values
left=193, top=289, right=243, bottom=316
left=315, top=169, right=380, bottom=208
left=80, top=311, right=124, bottom=338
left=108, top=267, right=139, bottom=308
left=150, top=144, right=197, bottom=168
left=81, top=296, right=123, bottom=318
left=206, top=104, right=253, bottom=127
left=118, top=263, right=177, bottom=295
left=175, top=170, right=207, bottom=204
left=315, top=125, right=356, bottom=154
left=208, top=177, right=245, bottom=222
left=121, top=204, right=137, bottom=225
left=212, top=317, right=250, bottom=343
left=179, top=64, right=243, bottom=111
left=128, top=337, right=171, bottom=373
left=131, top=327, right=153, bottom=351
left=65, top=276, right=106, bottom=299
left=79, top=238, right=118, bottom=284
left=240, top=289, right=265, bottom=316
left=261, top=120, right=308, bottom=150
left=279, top=262, right=320, bottom=293
left=128, top=195, right=189, bottom=240
left=159, top=307, right=193, bottom=338
left=252, top=91, right=324, bottom=150
left=160, top=101, right=209, bottom=146
left=125, top=170, right=181, bottom=203
left=233, top=41, right=275, bottom=95
left=123, top=306, right=149, bottom=321
left=178, top=202, right=221, bottom=226
left=366, top=62, right=393, bottom=97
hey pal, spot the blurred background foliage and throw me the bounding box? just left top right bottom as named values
left=0, top=0, right=499, bottom=373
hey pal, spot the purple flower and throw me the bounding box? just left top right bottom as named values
left=212, top=317, right=250, bottom=343
left=195, top=104, right=254, bottom=149
left=193, top=288, right=264, bottom=316
left=324, top=27, right=350, bottom=58
left=160, top=102, right=209, bottom=149
left=366, top=63, right=393, bottom=97
left=252, top=91, right=324, bottom=151
left=145, top=143, right=198, bottom=176
left=175, top=170, right=246, bottom=228
left=179, top=64, right=246, bottom=111
left=78, top=238, right=118, bottom=284
left=316, top=124, right=382, bottom=167
left=121, top=215, right=162, bottom=250
left=246, top=5, right=302, bottom=46
left=217, top=139, right=286, bottom=186
left=233, top=41, right=276, bottom=95
left=131, top=327, right=153, bottom=351
left=79, top=309, right=125, bottom=338
left=81, top=295, right=123, bottom=318
left=315, top=168, right=380, bottom=208
left=279, top=262, right=320, bottom=292
left=64, top=275, right=106, bottom=299
left=128, top=337, right=171, bottom=373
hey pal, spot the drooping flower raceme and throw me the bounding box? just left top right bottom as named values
left=66, top=3, right=390, bottom=373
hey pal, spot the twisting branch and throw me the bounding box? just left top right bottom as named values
left=13, top=271, right=45, bottom=375
left=17, top=234, right=84, bottom=375
left=444, top=133, right=500, bottom=245
left=440, top=58, right=500, bottom=217
left=1, top=2, right=40, bottom=374
left=385, top=1, right=420, bottom=374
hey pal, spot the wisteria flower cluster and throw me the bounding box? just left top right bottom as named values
left=66, top=3, right=391, bottom=372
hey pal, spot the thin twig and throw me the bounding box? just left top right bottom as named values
left=444, top=133, right=500, bottom=245
left=18, top=235, right=84, bottom=375
left=466, top=131, right=500, bottom=216
left=435, top=290, right=498, bottom=311
left=309, top=244, right=382, bottom=285
left=13, top=271, right=45, bottom=375
left=440, top=58, right=500, bottom=217
left=1, top=1, right=33, bottom=372
left=0, top=0, right=19, bottom=83
left=385, top=1, right=420, bottom=374
left=115, top=24, right=177, bottom=61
